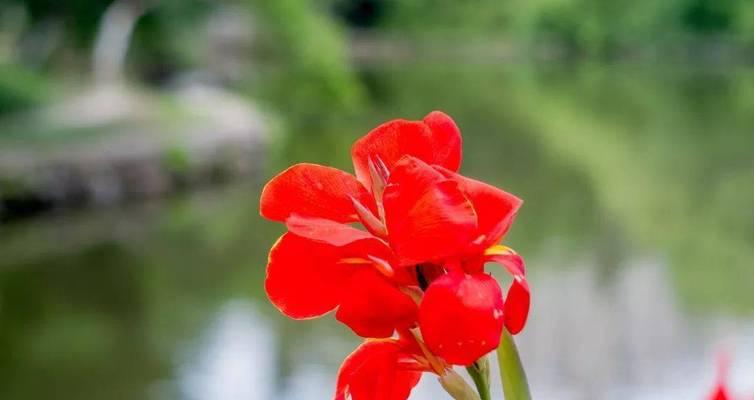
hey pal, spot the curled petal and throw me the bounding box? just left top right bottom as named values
left=504, top=278, right=530, bottom=334
left=485, top=246, right=526, bottom=277
left=337, top=269, right=419, bottom=338
left=383, top=157, right=478, bottom=266
left=351, top=112, right=463, bottom=190
left=260, top=163, right=375, bottom=223
left=436, top=167, right=523, bottom=249
left=335, top=340, right=422, bottom=400
left=486, top=247, right=530, bottom=334
left=419, top=272, right=504, bottom=366
left=265, top=233, right=352, bottom=319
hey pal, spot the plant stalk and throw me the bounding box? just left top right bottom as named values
left=466, top=358, right=491, bottom=400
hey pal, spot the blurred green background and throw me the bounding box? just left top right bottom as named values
left=1, top=1, right=753, bottom=399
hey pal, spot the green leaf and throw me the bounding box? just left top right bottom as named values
left=497, top=328, right=532, bottom=400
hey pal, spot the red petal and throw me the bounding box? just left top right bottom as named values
left=351, top=112, right=463, bottom=190
left=486, top=249, right=530, bottom=334
left=504, top=278, right=530, bottom=334
left=383, top=156, right=444, bottom=233
left=285, top=215, right=399, bottom=278
left=419, top=272, right=504, bottom=366
left=335, top=340, right=422, bottom=400
left=286, top=214, right=378, bottom=247
left=260, top=163, right=374, bottom=223
left=336, top=269, right=418, bottom=338
left=436, top=167, right=522, bottom=248
left=423, top=111, right=462, bottom=172
left=264, top=233, right=352, bottom=319
left=383, top=157, right=478, bottom=266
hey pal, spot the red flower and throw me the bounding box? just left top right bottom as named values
left=260, top=111, right=531, bottom=398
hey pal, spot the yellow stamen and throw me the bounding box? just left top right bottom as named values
left=339, top=257, right=371, bottom=265
left=484, top=244, right=515, bottom=256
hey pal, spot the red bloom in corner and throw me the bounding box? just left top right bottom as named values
left=260, top=111, right=531, bottom=399
left=711, top=382, right=731, bottom=400
left=706, top=353, right=753, bottom=400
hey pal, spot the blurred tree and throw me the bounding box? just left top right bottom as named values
left=682, top=0, right=733, bottom=33
left=247, top=0, right=364, bottom=119
left=333, top=0, right=387, bottom=28
left=354, top=0, right=754, bottom=57
left=0, top=0, right=364, bottom=121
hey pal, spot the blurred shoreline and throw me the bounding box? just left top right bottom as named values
left=348, top=32, right=754, bottom=65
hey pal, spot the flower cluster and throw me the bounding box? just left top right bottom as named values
left=260, top=111, right=530, bottom=399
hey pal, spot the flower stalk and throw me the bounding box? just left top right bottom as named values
left=466, top=357, right=491, bottom=400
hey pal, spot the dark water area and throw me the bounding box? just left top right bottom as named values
left=1, top=63, right=753, bottom=399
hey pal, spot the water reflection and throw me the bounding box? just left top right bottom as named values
left=168, top=259, right=754, bottom=400
left=179, top=301, right=276, bottom=400
left=519, top=258, right=753, bottom=399
left=1, top=63, right=753, bottom=399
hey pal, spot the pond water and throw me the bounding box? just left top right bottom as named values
left=1, top=63, right=753, bottom=399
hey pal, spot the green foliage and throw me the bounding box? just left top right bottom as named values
left=161, top=145, right=191, bottom=175
left=20, top=0, right=111, bottom=48
left=380, top=0, right=754, bottom=56
left=382, top=0, right=512, bottom=37
left=247, top=0, right=364, bottom=120
left=0, top=64, right=49, bottom=114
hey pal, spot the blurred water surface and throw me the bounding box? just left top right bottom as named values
left=1, top=63, right=753, bottom=399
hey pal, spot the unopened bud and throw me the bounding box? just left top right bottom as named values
left=439, top=370, right=480, bottom=400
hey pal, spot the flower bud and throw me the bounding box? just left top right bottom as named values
left=439, top=370, right=481, bottom=400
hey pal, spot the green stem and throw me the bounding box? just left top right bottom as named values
left=466, top=359, right=491, bottom=400
left=497, top=328, right=532, bottom=400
